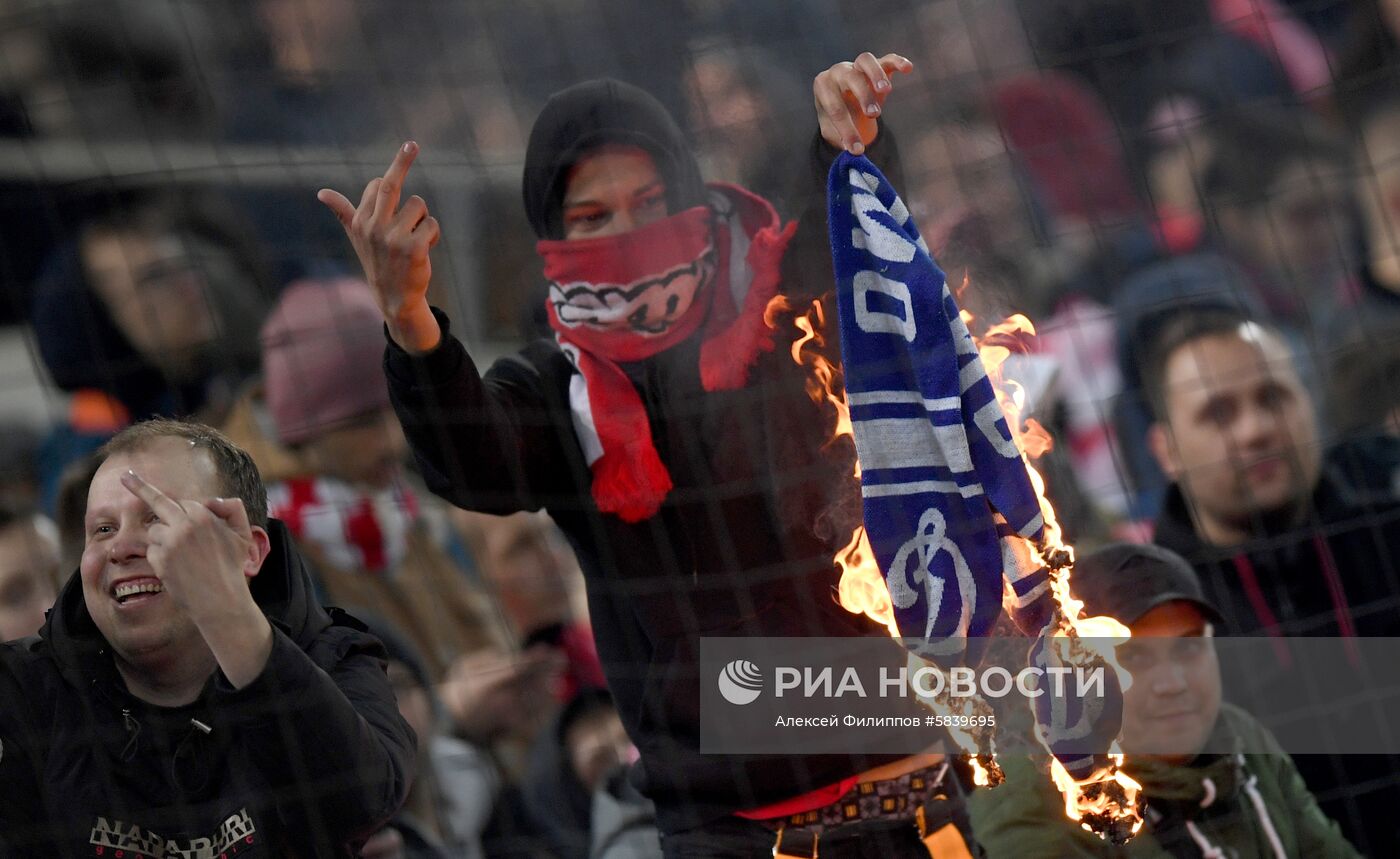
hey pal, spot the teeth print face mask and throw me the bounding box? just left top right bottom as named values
left=539, top=204, right=715, bottom=357
left=539, top=184, right=795, bottom=522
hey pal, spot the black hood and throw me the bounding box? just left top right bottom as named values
left=41, top=519, right=332, bottom=687
left=523, top=687, right=614, bottom=858
left=30, top=239, right=175, bottom=416
left=521, top=78, right=706, bottom=240
left=1111, top=252, right=1263, bottom=393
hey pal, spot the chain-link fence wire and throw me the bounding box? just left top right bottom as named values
left=3, top=0, right=1400, bottom=854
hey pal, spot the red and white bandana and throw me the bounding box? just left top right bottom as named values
left=540, top=183, right=796, bottom=522
left=268, top=476, right=420, bottom=573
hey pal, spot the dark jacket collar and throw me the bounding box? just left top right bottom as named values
left=1153, top=437, right=1400, bottom=560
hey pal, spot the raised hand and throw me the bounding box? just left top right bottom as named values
left=437, top=645, right=567, bottom=743
left=120, top=471, right=273, bottom=686
left=814, top=52, right=914, bottom=155
left=318, top=142, right=444, bottom=355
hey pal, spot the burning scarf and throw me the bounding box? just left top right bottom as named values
left=829, top=154, right=1129, bottom=782
left=268, top=476, right=420, bottom=574
left=827, top=153, right=1049, bottom=664
left=542, top=183, right=795, bottom=522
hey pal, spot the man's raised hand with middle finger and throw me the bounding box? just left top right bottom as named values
left=82, top=434, right=274, bottom=704
left=813, top=52, right=914, bottom=155
left=318, top=141, right=444, bottom=355
left=121, top=471, right=276, bottom=690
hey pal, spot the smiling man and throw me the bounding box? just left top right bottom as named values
left=968, top=543, right=1361, bottom=858
left=0, top=419, right=414, bottom=855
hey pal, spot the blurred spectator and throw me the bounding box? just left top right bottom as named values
left=1141, top=303, right=1400, bottom=636
left=989, top=72, right=1142, bottom=230
left=29, top=191, right=272, bottom=510
left=454, top=510, right=607, bottom=706
left=524, top=688, right=652, bottom=859
left=473, top=0, right=692, bottom=119
left=1325, top=80, right=1400, bottom=345
left=1034, top=301, right=1136, bottom=522
left=1113, top=253, right=1270, bottom=517
left=1325, top=320, right=1400, bottom=440
left=207, top=0, right=432, bottom=287
left=0, top=421, right=41, bottom=510
left=214, top=0, right=396, bottom=146
left=683, top=42, right=809, bottom=213
left=987, top=71, right=1160, bottom=308
left=684, top=0, right=849, bottom=77
left=1209, top=0, right=1332, bottom=98
left=969, top=543, right=1361, bottom=858
left=590, top=764, right=664, bottom=859
left=0, top=0, right=214, bottom=139
left=0, top=503, right=60, bottom=642
left=236, top=277, right=562, bottom=748
left=1016, top=0, right=1213, bottom=128
left=362, top=616, right=556, bottom=859
left=1199, top=109, right=1359, bottom=333
left=52, top=452, right=102, bottom=572
left=908, top=83, right=1152, bottom=321
left=1135, top=35, right=1298, bottom=253
left=904, top=100, right=1064, bottom=319
left=902, top=0, right=1031, bottom=89
left=1333, top=0, right=1400, bottom=101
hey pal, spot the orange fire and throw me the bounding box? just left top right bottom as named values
left=766, top=284, right=1142, bottom=838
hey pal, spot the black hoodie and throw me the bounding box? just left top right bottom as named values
left=0, top=520, right=415, bottom=857
left=384, top=82, right=928, bottom=836
left=1152, top=437, right=1400, bottom=639
left=1152, top=437, right=1400, bottom=854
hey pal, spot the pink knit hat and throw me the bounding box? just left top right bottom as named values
left=261, top=278, right=390, bottom=445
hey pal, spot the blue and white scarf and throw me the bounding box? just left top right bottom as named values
left=827, top=154, right=1051, bottom=665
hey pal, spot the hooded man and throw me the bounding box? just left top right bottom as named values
left=0, top=419, right=414, bottom=855
left=319, top=53, right=986, bottom=857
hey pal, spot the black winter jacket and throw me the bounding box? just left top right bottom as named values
left=0, top=520, right=415, bottom=857
left=384, top=133, right=930, bottom=836
left=1152, top=438, right=1400, bottom=854
left=1152, top=438, right=1400, bottom=638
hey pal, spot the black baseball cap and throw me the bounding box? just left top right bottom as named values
left=1068, top=542, right=1224, bottom=627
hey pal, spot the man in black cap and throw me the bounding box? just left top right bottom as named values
left=968, top=542, right=1361, bottom=858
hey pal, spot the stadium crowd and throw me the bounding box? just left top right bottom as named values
left=2, top=0, right=1400, bottom=855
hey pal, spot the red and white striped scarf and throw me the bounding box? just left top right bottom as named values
left=268, top=476, right=420, bottom=574
left=540, top=184, right=795, bottom=522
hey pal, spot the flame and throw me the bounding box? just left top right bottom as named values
left=960, top=300, right=1142, bottom=838
left=770, top=284, right=1141, bottom=838
left=767, top=296, right=854, bottom=458
left=834, top=526, right=898, bottom=637
left=1050, top=756, right=1145, bottom=843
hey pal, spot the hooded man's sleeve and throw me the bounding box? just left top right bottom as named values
left=384, top=308, right=577, bottom=514
left=205, top=624, right=416, bottom=848
left=780, top=127, right=905, bottom=304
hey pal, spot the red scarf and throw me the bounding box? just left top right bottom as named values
left=541, top=184, right=795, bottom=522
left=269, top=476, right=420, bottom=573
